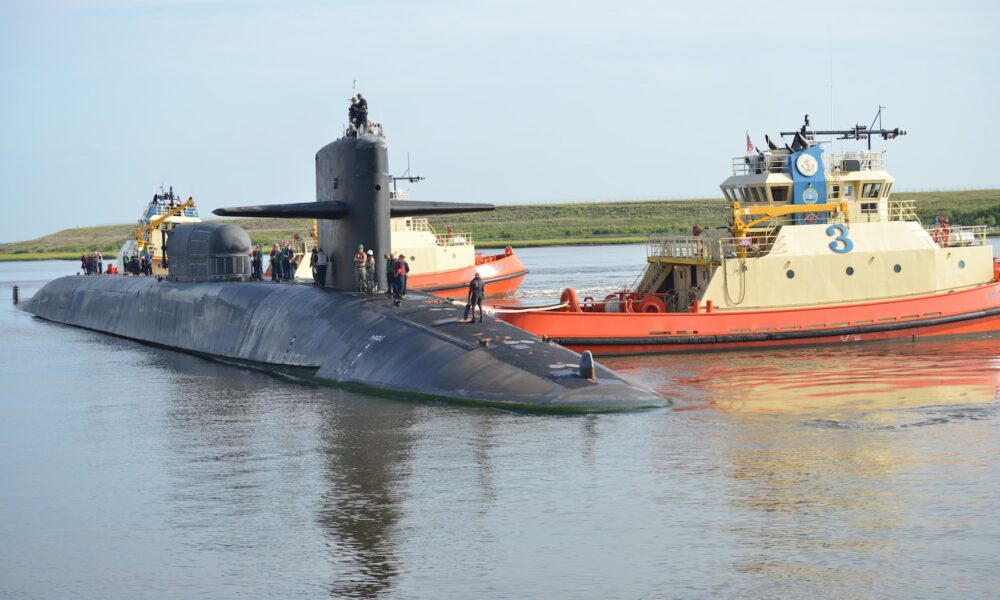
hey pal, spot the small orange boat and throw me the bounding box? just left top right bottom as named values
left=498, top=116, right=1000, bottom=354
left=407, top=244, right=528, bottom=298
left=290, top=213, right=528, bottom=299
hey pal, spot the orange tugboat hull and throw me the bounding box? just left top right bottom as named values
left=498, top=281, right=1000, bottom=355
left=410, top=249, right=528, bottom=299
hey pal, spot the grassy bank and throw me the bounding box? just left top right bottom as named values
left=3, top=189, right=999, bottom=261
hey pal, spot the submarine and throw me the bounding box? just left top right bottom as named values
left=23, top=127, right=664, bottom=412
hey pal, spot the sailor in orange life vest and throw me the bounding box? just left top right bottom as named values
left=464, top=272, right=485, bottom=323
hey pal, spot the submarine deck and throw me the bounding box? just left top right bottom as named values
left=23, top=276, right=664, bottom=412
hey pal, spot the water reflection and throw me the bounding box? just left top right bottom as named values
left=608, top=337, right=1000, bottom=419
left=613, top=336, right=999, bottom=597
left=316, top=401, right=417, bottom=598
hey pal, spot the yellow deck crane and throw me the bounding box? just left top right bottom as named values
left=730, top=199, right=850, bottom=240
left=133, top=198, right=196, bottom=252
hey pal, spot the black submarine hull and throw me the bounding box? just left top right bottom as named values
left=24, top=276, right=665, bottom=412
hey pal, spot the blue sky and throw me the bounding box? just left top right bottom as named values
left=1, top=0, right=997, bottom=243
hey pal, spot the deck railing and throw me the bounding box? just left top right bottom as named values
left=926, top=225, right=989, bottom=247
left=144, top=204, right=199, bottom=220
left=646, top=235, right=712, bottom=261
left=647, top=231, right=785, bottom=262
left=404, top=218, right=473, bottom=246
left=731, top=150, right=886, bottom=176
left=434, top=233, right=473, bottom=246
left=887, top=198, right=918, bottom=222
left=718, top=231, right=783, bottom=259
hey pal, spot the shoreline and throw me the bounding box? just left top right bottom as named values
left=0, top=236, right=653, bottom=262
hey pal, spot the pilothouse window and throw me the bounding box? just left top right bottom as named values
left=862, top=183, right=882, bottom=198
left=771, top=186, right=790, bottom=203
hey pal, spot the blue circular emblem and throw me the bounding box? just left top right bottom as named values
left=802, top=187, right=819, bottom=204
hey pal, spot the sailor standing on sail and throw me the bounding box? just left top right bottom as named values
left=354, top=93, right=368, bottom=133
left=348, top=96, right=359, bottom=135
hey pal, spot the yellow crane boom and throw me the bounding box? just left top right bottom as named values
left=133, top=198, right=196, bottom=250
left=730, top=199, right=849, bottom=239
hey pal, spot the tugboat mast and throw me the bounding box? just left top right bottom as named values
left=781, top=108, right=906, bottom=150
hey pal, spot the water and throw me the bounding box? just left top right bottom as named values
left=2, top=244, right=999, bottom=599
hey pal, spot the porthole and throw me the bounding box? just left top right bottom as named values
left=786, top=270, right=795, bottom=279
left=893, top=264, right=902, bottom=273
left=846, top=266, right=854, bottom=276
left=958, top=260, right=966, bottom=269
left=375, top=184, right=382, bottom=191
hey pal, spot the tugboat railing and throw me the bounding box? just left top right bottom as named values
left=434, top=233, right=473, bottom=246
left=647, top=231, right=783, bottom=262
left=145, top=204, right=199, bottom=220
left=887, top=198, right=918, bottom=222
left=925, top=225, right=989, bottom=247
left=646, top=235, right=711, bottom=261
left=404, top=217, right=473, bottom=246
left=731, top=150, right=886, bottom=176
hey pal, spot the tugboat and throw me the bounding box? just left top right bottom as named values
left=388, top=207, right=528, bottom=298
left=498, top=115, right=1000, bottom=354
left=117, top=186, right=201, bottom=276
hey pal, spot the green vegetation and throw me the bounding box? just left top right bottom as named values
left=3, top=189, right=999, bottom=261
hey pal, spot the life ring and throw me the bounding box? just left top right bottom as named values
left=993, top=258, right=1000, bottom=282
left=436, top=237, right=444, bottom=246
left=582, top=296, right=600, bottom=312
left=932, top=227, right=949, bottom=247
left=505, top=246, right=514, bottom=257
left=560, top=288, right=581, bottom=312
left=635, top=295, right=666, bottom=313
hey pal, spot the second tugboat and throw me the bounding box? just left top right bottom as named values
left=118, top=186, right=201, bottom=277
left=499, top=115, right=1000, bottom=354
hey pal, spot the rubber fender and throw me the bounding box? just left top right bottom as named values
left=635, top=295, right=666, bottom=313
left=560, top=288, right=581, bottom=312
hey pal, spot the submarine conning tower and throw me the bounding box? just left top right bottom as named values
left=213, top=128, right=494, bottom=289
left=317, top=135, right=391, bottom=289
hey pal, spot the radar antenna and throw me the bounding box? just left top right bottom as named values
left=391, top=153, right=425, bottom=195
left=780, top=107, right=905, bottom=150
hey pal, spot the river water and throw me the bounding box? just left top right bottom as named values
left=2, top=244, right=999, bottom=599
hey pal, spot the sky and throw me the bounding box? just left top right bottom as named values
left=1, top=0, right=998, bottom=243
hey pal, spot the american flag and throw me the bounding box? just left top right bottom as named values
left=745, top=131, right=753, bottom=155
